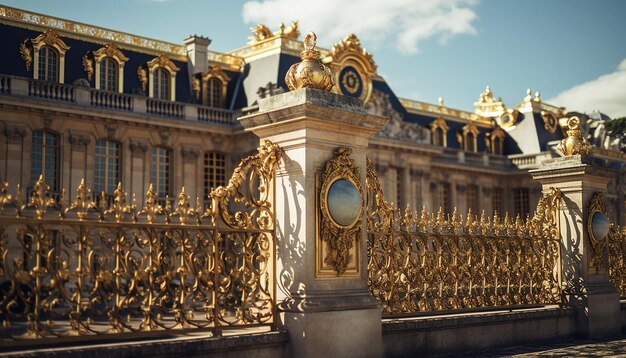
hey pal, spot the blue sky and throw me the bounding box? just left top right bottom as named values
left=3, top=0, right=626, bottom=117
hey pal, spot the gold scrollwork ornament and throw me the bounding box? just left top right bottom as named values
left=19, top=41, right=32, bottom=71
left=318, top=148, right=364, bottom=276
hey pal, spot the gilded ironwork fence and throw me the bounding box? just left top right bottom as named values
left=608, top=225, right=626, bottom=298
left=366, top=159, right=562, bottom=316
left=0, top=140, right=281, bottom=341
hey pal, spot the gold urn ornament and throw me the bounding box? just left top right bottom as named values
left=557, top=116, right=591, bottom=156
left=285, top=32, right=335, bottom=92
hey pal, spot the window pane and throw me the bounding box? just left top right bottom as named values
left=94, top=139, right=120, bottom=194
left=30, top=130, right=58, bottom=191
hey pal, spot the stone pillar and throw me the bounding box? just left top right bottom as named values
left=530, top=155, right=620, bottom=339
left=240, top=88, right=387, bottom=358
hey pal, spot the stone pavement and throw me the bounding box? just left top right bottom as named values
left=468, top=336, right=626, bottom=357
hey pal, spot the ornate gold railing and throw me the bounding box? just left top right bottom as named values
left=365, top=159, right=562, bottom=316
left=608, top=225, right=626, bottom=298
left=0, top=140, right=281, bottom=341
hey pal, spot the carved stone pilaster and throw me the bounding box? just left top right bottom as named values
left=4, top=127, right=26, bottom=143
left=130, top=141, right=147, bottom=157
left=181, top=147, right=199, bottom=163
left=69, top=134, right=91, bottom=150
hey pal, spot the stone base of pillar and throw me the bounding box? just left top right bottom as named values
left=280, top=304, right=381, bottom=358
left=569, top=278, right=621, bottom=339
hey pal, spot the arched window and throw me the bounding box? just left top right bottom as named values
left=151, top=147, right=171, bottom=198
left=37, top=46, right=58, bottom=82
left=147, top=54, right=180, bottom=101
left=486, top=128, right=505, bottom=156
left=30, top=130, right=59, bottom=191
left=202, top=66, right=230, bottom=107
left=93, top=43, right=127, bottom=92
left=430, top=118, right=448, bottom=147
left=99, top=58, right=118, bottom=92
left=207, top=77, right=222, bottom=107
left=153, top=68, right=170, bottom=100
left=29, top=30, right=69, bottom=83
left=461, top=123, right=479, bottom=152
left=94, top=140, right=120, bottom=194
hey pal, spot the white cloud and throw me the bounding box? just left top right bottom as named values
left=548, top=59, right=626, bottom=119
left=242, top=0, right=479, bottom=54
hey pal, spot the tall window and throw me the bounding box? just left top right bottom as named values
left=94, top=140, right=120, bottom=195
left=467, top=184, right=479, bottom=213
left=30, top=130, right=59, bottom=191
left=439, top=182, right=451, bottom=214
left=151, top=147, right=171, bottom=198
left=153, top=68, right=170, bottom=100
left=433, top=127, right=445, bottom=146
left=38, top=46, right=58, bottom=82
left=207, top=77, right=222, bottom=107
left=492, top=136, right=503, bottom=155
left=466, top=132, right=477, bottom=152
left=204, top=152, right=226, bottom=200
left=493, top=187, right=504, bottom=216
left=514, top=188, right=529, bottom=218
left=99, top=58, right=118, bottom=92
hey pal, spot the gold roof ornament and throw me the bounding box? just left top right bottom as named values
left=285, top=32, right=335, bottom=92
left=557, top=116, right=591, bottom=156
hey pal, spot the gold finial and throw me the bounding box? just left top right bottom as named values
left=285, top=32, right=335, bottom=92
left=556, top=116, right=591, bottom=156
left=438, top=97, right=444, bottom=107
left=534, top=91, right=541, bottom=102
left=524, top=88, right=532, bottom=101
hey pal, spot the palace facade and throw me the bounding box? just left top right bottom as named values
left=0, top=5, right=624, bottom=224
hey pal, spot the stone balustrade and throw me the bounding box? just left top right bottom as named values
left=0, top=74, right=238, bottom=125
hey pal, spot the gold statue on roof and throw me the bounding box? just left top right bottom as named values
left=249, top=21, right=300, bottom=44
left=478, top=86, right=494, bottom=103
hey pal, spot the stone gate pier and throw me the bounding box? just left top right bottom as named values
left=240, top=87, right=387, bottom=357
left=531, top=151, right=621, bottom=339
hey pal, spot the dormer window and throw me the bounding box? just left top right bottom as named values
left=460, top=123, right=479, bottom=152
left=485, top=128, right=506, bottom=155
left=99, top=58, right=118, bottom=92
left=153, top=68, right=170, bottom=100
left=93, top=44, right=128, bottom=93
left=38, top=46, right=58, bottom=82
left=147, top=54, right=180, bottom=101
left=430, top=118, right=448, bottom=147
left=28, top=30, right=70, bottom=83
left=202, top=66, right=230, bottom=108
